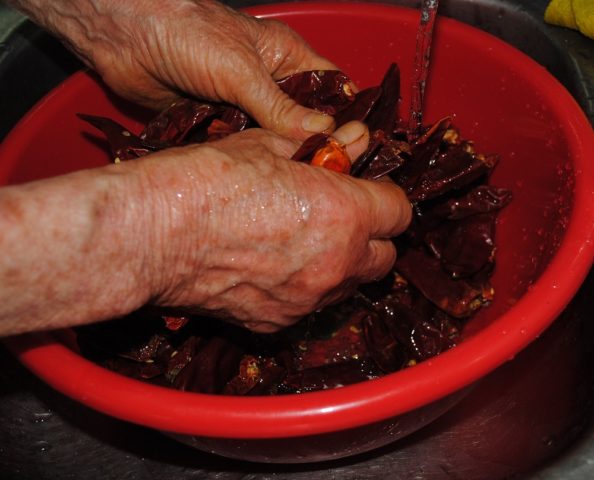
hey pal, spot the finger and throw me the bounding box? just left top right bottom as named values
left=357, top=180, right=413, bottom=239
left=357, top=239, right=398, bottom=283
left=238, top=70, right=336, bottom=140
left=220, top=128, right=299, bottom=158
left=332, top=121, right=370, bottom=161
left=242, top=319, right=292, bottom=334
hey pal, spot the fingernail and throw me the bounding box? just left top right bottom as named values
left=302, top=112, right=334, bottom=134
left=332, top=120, right=367, bottom=145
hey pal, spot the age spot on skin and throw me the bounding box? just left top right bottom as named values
left=2, top=267, right=21, bottom=283
left=2, top=193, right=26, bottom=225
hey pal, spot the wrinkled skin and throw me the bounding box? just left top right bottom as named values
left=9, top=0, right=340, bottom=139
left=0, top=0, right=413, bottom=336
left=0, top=125, right=410, bottom=336
left=74, top=58, right=511, bottom=393
left=138, top=127, right=409, bottom=332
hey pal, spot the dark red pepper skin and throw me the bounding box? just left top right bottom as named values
left=77, top=62, right=511, bottom=395
left=173, top=336, right=244, bottom=394
left=365, top=62, right=401, bottom=135
left=76, top=114, right=153, bottom=161
left=277, top=70, right=355, bottom=115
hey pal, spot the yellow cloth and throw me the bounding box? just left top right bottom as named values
left=544, top=0, right=594, bottom=40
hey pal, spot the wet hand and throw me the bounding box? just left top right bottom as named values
left=132, top=124, right=411, bottom=332
left=37, top=0, right=341, bottom=140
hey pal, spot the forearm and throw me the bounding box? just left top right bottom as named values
left=4, top=0, right=217, bottom=71
left=6, top=0, right=338, bottom=137
left=0, top=127, right=410, bottom=335
left=0, top=164, right=152, bottom=335
left=5, top=0, right=139, bottom=68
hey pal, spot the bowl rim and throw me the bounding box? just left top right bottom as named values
left=3, top=1, right=594, bottom=439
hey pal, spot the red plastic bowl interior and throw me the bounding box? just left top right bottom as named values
left=2, top=2, right=594, bottom=439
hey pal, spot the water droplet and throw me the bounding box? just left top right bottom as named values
left=32, top=411, right=52, bottom=424
left=33, top=440, right=52, bottom=453
left=542, top=436, right=555, bottom=447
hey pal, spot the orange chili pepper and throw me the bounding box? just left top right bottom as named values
left=310, top=138, right=351, bottom=174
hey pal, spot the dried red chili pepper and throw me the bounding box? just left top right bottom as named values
left=163, top=315, right=189, bottom=331
left=277, top=70, right=355, bottom=114
left=77, top=114, right=153, bottom=161
left=77, top=60, right=511, bottom=396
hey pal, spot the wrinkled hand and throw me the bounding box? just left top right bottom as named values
left=0, top=120, right=411, bottom=336
left=25, top=0, right=340, bottom=139
left=130, top=125, right=410, bottom=332
left=1, top=1, right=414, bottom=337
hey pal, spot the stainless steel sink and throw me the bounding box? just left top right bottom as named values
left=0, top=1, right=593, bottom=478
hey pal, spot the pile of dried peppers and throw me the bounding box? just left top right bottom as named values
left=76, top=63, right=511, bottom=395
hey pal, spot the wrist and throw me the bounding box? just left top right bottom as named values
left=125, top=146, right=213, bottom=307
left=90, top=163, right=157, bottom=315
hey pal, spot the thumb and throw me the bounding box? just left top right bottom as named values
left=358, top=179, right=413, bottom=239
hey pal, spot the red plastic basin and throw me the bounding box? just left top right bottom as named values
left=2, top=2, right=594, bottom=463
